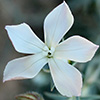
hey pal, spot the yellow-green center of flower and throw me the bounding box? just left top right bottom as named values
left=42, top=46, right=55, bottom=58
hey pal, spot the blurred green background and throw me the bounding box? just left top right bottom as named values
left=0, top=0, right=100, bottom=100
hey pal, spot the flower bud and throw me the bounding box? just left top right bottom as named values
left=16, top=92, right=44, bottom=100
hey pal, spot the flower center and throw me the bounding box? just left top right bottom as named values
left=42, top=46, right=55, bottom=58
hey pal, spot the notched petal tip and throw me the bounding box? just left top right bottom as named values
left=3, top=76, right=27, bottom=83
left=62, top=0, right=74, bottom=20
left=49, top=58, right=82, bottom=97
left=62, top=1, right=68, bottom=6
left=63, top=0, right=68, bottom=4
left=5, top=25, right=10, bottom=30
left=3, top=77, right=12, bottom=83
left=3, top=77, right=6, bottom=83
left=5, top=23, right=27, bottom=29
left=88, top=44, right=99, bottom=61
left=94, top=44, right=99, bottom=51
left=3, top=53, right=47, bottom=83
left=5, top=22, right=45, bottom=54
left=96, top=45, right=99, bottom=49
left=44, top=0, right=74, bottom=47
left=55, top=35, right=99, bottom=63
left=77, top=93, right=81, bottom=97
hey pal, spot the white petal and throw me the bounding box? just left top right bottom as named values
left=5, top=23, right=45, bottom=54
left=44, top=1, right=74, bottom=48
left=48, top=58, right=82, bottom=97
left=54, top=36, right=99, bottom=62
left=3, top=53, right=47, bottom=82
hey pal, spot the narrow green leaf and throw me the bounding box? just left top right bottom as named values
left=44, top=92, right=67, bottom=100
left=81, top=95, right=100, bottom=100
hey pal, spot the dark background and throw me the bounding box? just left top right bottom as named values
left=0, top=0, right=100, bottom=100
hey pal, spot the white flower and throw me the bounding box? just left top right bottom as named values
left=3, top=1, right=99, bottom=97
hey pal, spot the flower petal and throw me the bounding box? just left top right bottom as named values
left=3, top=53, right=47, bottom=82
left=44, top=1, right=74, bottom=48
left=5, top=23, right=45, bottom=54
left=48, top=58, right=82, bottom=97
left=54, top=36, right=99, bottom=62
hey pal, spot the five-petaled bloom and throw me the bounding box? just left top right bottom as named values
left=3, top=1, right=99, bottom=97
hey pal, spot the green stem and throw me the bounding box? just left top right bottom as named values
left=76, top=97, right=80, bottom=100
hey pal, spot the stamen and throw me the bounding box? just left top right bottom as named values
left=42, top=46, right=55, bottom=58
